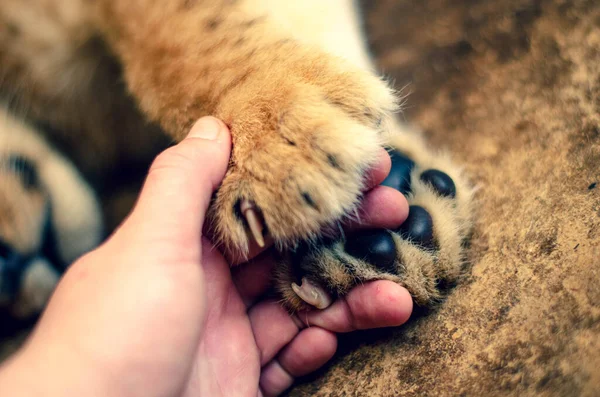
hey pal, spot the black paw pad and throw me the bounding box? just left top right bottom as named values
left=345, top=230, right=396, bottom=273
left=397, top=206, right=435, bottom=249
left=381, top=150, right=415, bottom=195
left=420, top=169, right=456, bottom=198
left=0, top=241, right=24, bottom=301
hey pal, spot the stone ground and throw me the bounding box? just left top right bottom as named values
left=288, top=0, right=600, bottom=395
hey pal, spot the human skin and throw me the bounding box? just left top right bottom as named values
left=0, top=117, right=412, bottom=397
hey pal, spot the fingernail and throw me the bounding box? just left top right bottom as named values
left=187, top=117, right=223, bottom=140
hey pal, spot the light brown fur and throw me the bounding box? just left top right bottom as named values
left=91, top=0, right=402, bottom=257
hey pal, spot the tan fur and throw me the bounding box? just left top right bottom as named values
left=89, top=0, right=400, bottom=256
left=238, top=0, right=376, bottom=70
left=0, top=176, right=45, bottom=255
left=0, top=109, right=54, bottom=255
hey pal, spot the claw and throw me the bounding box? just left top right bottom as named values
left=240, top=199, right=265, bottom=248
left=291, top=277, right=333, bottom=310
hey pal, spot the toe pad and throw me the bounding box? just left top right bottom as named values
left=345, top=230, right=397, bottom=273
left=420, top=169, right=456, bottom=198
left=381, top=150, right=415, bottom=195
left=397, top=205, right=435, bottom=249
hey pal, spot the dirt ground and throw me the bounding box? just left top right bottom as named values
left=288, top=0, right=600, bottom=395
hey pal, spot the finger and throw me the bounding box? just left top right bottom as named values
left=276, top=327, right=337, bottom=376
left=199, top=237, right=246, bottom=316
left=232, top=250, right=277, bottom=307
left=124, top=117, right=231, bottom=242
left=259, top=327, right=337, bottom=396
left=345, top=185, right=409, bottom=230
left=301, top=280, right=413, bottom=333
left=364, top=148, right=392, bottom=190
left=249, top=300, right=301, bottom=366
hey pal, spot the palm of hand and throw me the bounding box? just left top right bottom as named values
left=184, top=243, right=260, bottom=397
left=14, top=213, right=410, bottom=397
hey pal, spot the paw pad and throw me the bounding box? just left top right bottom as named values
left=420, top=169, right=456, bottom=198
left=282, top=145, right=469, bottom=311
left=0, top=242, right=24, bottom=302
left=345, top=230, right=396, bottom=273
left=397, top=205, right=435, bottom=250
left=381, top=150, right=414, bottom=195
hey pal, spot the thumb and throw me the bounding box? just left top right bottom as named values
left=124, top=117, right=232, bottom=243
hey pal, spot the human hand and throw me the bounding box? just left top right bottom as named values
left=0, top=117, right=412, bottom=397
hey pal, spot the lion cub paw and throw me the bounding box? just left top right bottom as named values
left=207, top=57, right=397, bottom=257
left=276, top=141, right=475, bottom=311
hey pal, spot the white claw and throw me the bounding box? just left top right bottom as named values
left=291, top=278, right=333, bottom=310
left=241, top=199, right=265, bottom=248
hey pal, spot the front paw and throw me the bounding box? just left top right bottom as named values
left=207, top=56, right=397, bottom=257
left=276, top=141, right=475, bottom=312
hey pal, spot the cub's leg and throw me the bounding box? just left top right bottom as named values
left=94, top=0, right=398, bottom=257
